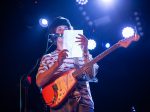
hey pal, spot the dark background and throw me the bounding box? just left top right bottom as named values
left=1, top=0, right=150, bottom=112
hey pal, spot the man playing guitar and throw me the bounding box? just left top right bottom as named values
left=36, top=16, right=99, bottom=112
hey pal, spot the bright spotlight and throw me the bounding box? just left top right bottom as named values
left=39, top=18, right=48, bottom=27
left=76, top=0, right=88, bottom=5
left=101, top=0, right=115, bottom=7
left=98, top=0, right=116, bottom=9
left=88, top=39, right=96, bottom=50
left=105, top=43, right=110, bottom=48
left=102, top=0, right=113, bottom=4
left=122, top=27, right=135, bottom=38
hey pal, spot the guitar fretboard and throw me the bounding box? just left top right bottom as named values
left=73, top=43, right=120, bottom=78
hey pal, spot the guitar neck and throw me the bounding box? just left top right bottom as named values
left=73, top=43, right=120, bottom=78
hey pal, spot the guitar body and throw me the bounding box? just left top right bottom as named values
left=41, top=69, right=77, bottom=108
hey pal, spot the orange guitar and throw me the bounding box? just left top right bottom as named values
left=41, top=34, right=140, bottom=108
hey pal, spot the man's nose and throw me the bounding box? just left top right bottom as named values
left=59, top=29, right=64, bottom=34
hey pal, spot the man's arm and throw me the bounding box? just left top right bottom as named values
left=36, top=61, right=59, bottom=88
left=36, top=49, right=68, bottom=88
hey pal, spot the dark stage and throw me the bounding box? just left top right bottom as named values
left=1, top=0, right=150, bottom=112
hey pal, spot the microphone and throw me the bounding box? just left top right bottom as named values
left=48, top=33, right=63, bottom=43
left=48, top=33, right=63, bottom=37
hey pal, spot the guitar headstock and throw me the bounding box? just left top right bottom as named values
left=118, top=34, right=140, bottom=48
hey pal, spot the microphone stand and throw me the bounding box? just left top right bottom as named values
left=19, top=74, right=23, bottom=112
left=19, top=56, right=39, bottom=112
left=19, top=33, right=55, bottom=112
left=19, top=74, right=31, bottom=112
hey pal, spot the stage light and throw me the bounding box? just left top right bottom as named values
left=76, top=0, right=88, bottom=5
left=137, top=22, right=141, bottom=26
left=101, top=0, right=113, bottom=4
left=78, top=6, right=83, bottom=11
left=138, top=27, right=142, bottom=31
left=105, top=43, right=110, bottom=48
left=100, top=0, right=115, bottom=7
left=39, top=18, right=48, bottom=27
left=85, top=16, right=90, bottom=21
left=122, top=27, right=135, bottom=38
left=88, top=21, right=93, bottom=26
left=97, top=0, right=116, bottom=10
left=82, top=11, right=87, bottom=16
left=135, top=17, right=140, bottom=21
left=133, top=11, right=144, bottom=37
left=88, top=39, right=96, bottom=50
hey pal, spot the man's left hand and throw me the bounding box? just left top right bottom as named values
left=75, top=34, right=88, bottom=53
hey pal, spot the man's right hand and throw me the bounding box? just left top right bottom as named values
left=57, top=49, right=68, bottom=66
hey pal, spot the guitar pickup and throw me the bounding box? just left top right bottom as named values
left=52, top=84, right=58, bottom=91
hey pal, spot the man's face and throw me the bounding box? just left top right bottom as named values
left=55, top=25, right=69, bottom=47
left=55, top=25, right=69, bottom=34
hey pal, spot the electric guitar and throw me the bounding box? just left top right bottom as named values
left=41, top=34, right=140, bottom=108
